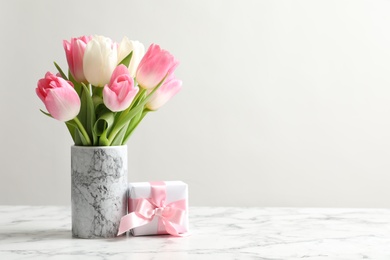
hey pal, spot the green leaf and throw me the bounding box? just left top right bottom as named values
left=69, top=117, right=92, bottom=145
left=54, top=62, right=68, bottom=80
left=92, top=96, right=104, bottom=110
left=107, top=103, right=143, bottom=143
left=92, top=86, right=103, bottom=99
left=122, top=110, right=148, bottom=144
left=39, top=109, right=52, bottom=118
left=74, top=127, right=88, bottom=146
left=95, top=103, right=109, bottom=118
left=78, top=89, right=88, bottom=134
left=94, top=111, right=116, bottom=146
left=114, top=90, right=146, bottom=144
left=40, top=110, right=77, bottom=143
left=116, top=75, right=166, bottom=126
left=111, top=124, right=128, bottom=146
left=131, top=88, right=147, bottom=110
left=80, top=83, right=97, bottom=145
left=65, top=121, right=76, bottom=143
left=93, top=112, right=115, bottom=136
left=118, top=51, right=133, bottom=68
left=68, top=70, right=81, bottom=96
left=98, top=129, right=110, bottom=146
left=127, top=108, right=143, bottom=135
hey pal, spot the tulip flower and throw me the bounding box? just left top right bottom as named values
left=36, top=72, right=81, bottom=121
left=103, top=65, right=139, bottom=112
left=146, top=74, right=182, bottom=111
left=136, top=44, right=179, bottom=90
left=63, top=35, right=92, bottom=82
left=83, top=35, right=118, bottom=87
left=117, top=37, right=145, bottom=77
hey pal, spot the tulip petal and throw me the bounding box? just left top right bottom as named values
left=146, top=77, right=182, bottom=110
left=45, top=87, right=80, bottom=122
left=136, top=44, right=179, bottom=90
left=63, top=36, right=91, bottom=83
left=83, top=36, right=117, bottom=87
left=103, top=83, right=139, bottom=112
left=118, top=37, right=145, bottom=77
left=103, top=64, right=139, bottom=112
left=109, top=65, right=131, bottom=86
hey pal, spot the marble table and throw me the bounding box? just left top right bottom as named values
left=1, top=206, right=390, bottom=259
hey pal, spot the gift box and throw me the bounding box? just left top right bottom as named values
left=117, top=181, right=189, bottom=236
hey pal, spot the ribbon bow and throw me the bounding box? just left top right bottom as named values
left=117, top=181, right=188, bottom=236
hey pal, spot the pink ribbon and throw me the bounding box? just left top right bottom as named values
left=117, top=181, right=188, bottom=236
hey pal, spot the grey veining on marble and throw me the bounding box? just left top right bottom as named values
left=1, top=206, right=390, bottom=259
left=71, top=146, right=128, bottom=238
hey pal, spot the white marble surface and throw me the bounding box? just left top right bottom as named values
left=1, top=206, right=390, bottom=259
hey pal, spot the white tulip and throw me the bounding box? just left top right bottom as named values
left=117, top=37, right=145, bottom=77
left=83, top=35, right=118, bottom=87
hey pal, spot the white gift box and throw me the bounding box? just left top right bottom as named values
left=128, top=181, right=189, bottom=236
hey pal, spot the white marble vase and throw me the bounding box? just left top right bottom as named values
left=71, top=145, right=128, bottom=238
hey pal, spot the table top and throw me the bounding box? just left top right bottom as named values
left=1, top=206, right=390, bottom=259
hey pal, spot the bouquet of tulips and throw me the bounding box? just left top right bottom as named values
left=36, top=35, right=182, bottom=146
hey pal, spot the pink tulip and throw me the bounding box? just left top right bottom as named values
left=103, top=65, right=139, bottom=112
left=146, top=74, right=182, bottom=111
left=63, top=35, right=92, bottom=82
left=136, top=44, right=179, bottom=90
left=36, top=72, right=81, bottom=121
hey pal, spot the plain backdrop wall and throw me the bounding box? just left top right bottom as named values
left=1, top=0, right=390, bottom=207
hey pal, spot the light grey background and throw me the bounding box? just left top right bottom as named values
left=1, top=0, right=390, bottom=207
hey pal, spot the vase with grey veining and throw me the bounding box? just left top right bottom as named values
left=71, top=145, right=128, bottom=238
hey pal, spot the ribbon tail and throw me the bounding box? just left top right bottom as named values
left=162, top=219, right=191, bottom=237
left=117, top=212, right=151, bottom=236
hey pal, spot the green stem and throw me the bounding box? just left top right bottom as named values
left=106, top=105, right=143, bottom=145
left=93, top=86, right=103, bottom=98
left=106, top=89, right=146, bottom=145
left=73, top=117, right=92, bottom=145
left=117, top=89, right=146, bottom=123
left=122, top=110, right=149, bottom=144
left=98, top=129, right=110, bottom=146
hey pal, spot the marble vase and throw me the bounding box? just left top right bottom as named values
left=71, top=145, right=128, bottom=238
